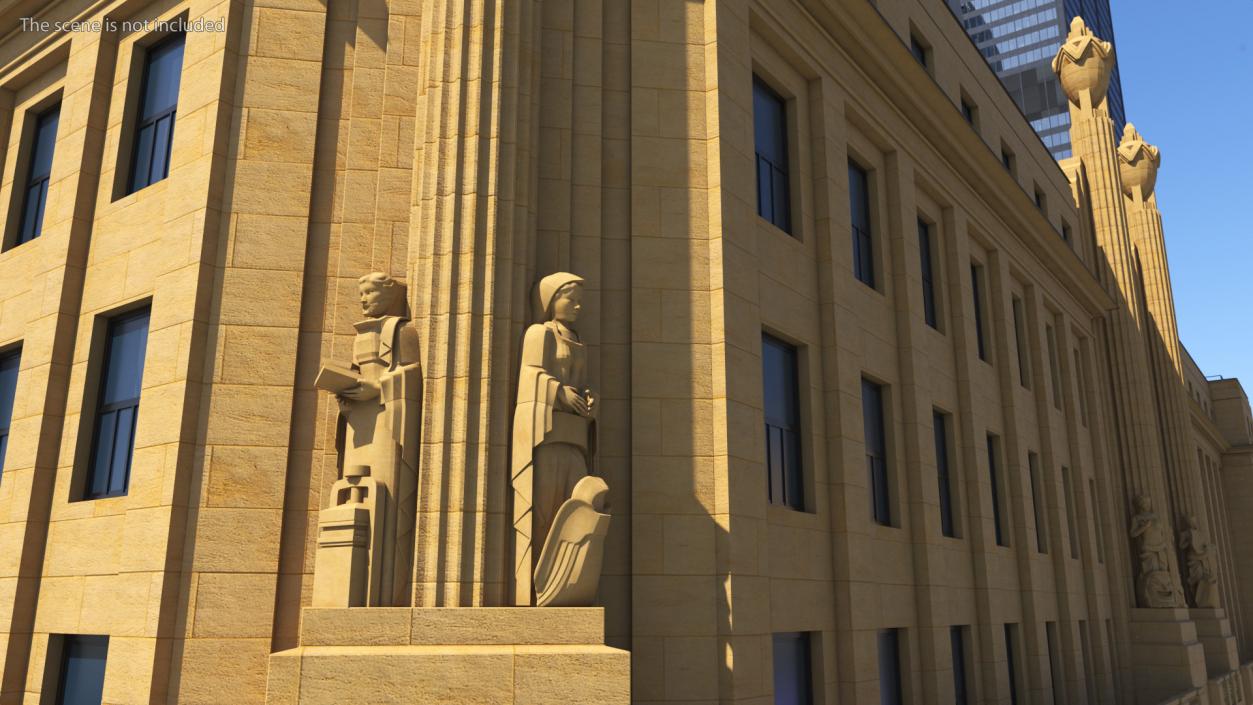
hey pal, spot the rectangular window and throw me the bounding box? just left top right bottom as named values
left=918, top=218, right=939, bottom=329
left=1011, top=296, right=1029, bottom=387
left=1062, top=467, right=1079, bottom=559
left=960, top=98, right=976, bottom=126
left=909, top=35, right=928, bottom=67
left=52, top=635, right=109, bottom=705
left=878, top=628, right=903, bottom=705
left=1074, top=347, right=1089, bottom=426
left=1061, top=223, right=1073, bottom=243
left=1045, top=324, right=1062, bottom=410
left=988, top=434, right=1006, bottom=546
left=772, top=632, right=813, bottom=705
left=1089, top=479, right=1104, bottom=563
left=128, top=33, right=186, bottom=194
left=753, top=77, right=791, bottom=234
left=0, top=349, right=19, bottom=482
left=85, top=308, right=150, bottom=499
left=1028, top=453, right=1047, bottom=554
left=950, top=626, right=970, bottom=705
left=1001, top=144, right=1015, bottom=175
left=15, top=104, right=60, bottom=246
left=933, top=411, right=956, bottom=538
left=1034, top=186, right=1046, bottom=212
left=763, top=334, right=803, bottom=510
left=849, top=161, right=875, bottom=287
left=1079, top=620, right=1097, bottom=703
left=863, top=378, right=890, bottom=526
left=1004, top=624, right=1021, bottom=705
left=1046, top=622, right=1062, bottom=705
left=971, top=264, right=988, bottom=362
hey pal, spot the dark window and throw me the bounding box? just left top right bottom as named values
left=772, top=632, right=813, bottom=705
left=909, top=35, right=928, bottom=67
left=1004, top=624, right=1020, bottom=705
left=1027, top=452, right=1047, bottom=553
left=849, top=161, right=874, bottom=287
left=960, top=98, right=976, bottom=126
left=1034, top=187, right=1046, bottom=212
left=15, top=104, right=60, bottom=246
left=1046, top=324, right=1062, bottom=410
left=128, top=33, right=185, bottom=194
left=1062, top=467, right=1079, bottom=559
left=918, top=218, right=938, bottom=329
left=1061, top=223, right=1073, bottom=243
left=53, top=635, right=108, bottom=705
left=1011, top=296, right=1029, bottom=387
left=1079, top=621, right=1097, bottom=703
left=0, top=349, right=19, bottom=482
left=754, top=78, right=791, bottom=234
left=971, top=264, right=987, bottom=362
left=763, top=334, right=803, bottom=510
left=1074, top=347, right=1089, bottom=426
left=1001, top=145, right=1015, bottom=174
left=878, top=628, right=903, bottom=705
left=863, top=378, right=890, bottom=526
left=1089, top=479, right=1104, bottom=563
left=988, top=434, right=1006, bottom=546
left=934, top=411, right=955, bottom=538
left=950, top=626, right=969, bottom=705
left=85, top=308, right=150, bottom=499
left=1046, top=622, right=1062, bottom=705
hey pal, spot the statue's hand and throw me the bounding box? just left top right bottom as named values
left=558, top=385, right=590, bottom=416
left=339, top=381, right=381, bottom=402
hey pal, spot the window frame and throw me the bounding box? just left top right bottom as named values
left=863, top=377, right=892, bottom=527
left=1011, top=295, right=1029, bottom=388
left=48, top=634, right=109, bottom=705
left=79, top=306, right=151, bottom=501
left=987, top=433, right=1007, bottom=547
left=762, top=332, right=806, bottom=512
left=14, top=103, right=60, bottom=247
left=1027, top=452, right=1047, bottom=554
left=752, top=75, right=793, bottom=236
left=933, top=409, right=957, bottom=538
left=124, top=31, right=186, bottom=196
left=970, top=263, right=989, bottom=363
left=878, top=628, right=904, bottom=705
left=849, top=159, right=876, bottom=288
left=0, top=347, right=20, bottom=484
left=918, top=217, right=940, bottom=330
left=772, top=631, right=815, bottom=705
left=950, top=625, right=970, bottom=705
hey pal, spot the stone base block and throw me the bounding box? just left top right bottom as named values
left=1189, top=608, right=1240, bottom=676
left=265, top=608, right=629, bottom=705
left=1129, top=608, right=1208, bottom=703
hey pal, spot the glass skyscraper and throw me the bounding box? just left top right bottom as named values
left=947, top=0, right=1126, bottom=159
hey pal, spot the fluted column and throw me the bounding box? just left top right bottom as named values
left=407, top=0, right=543, bottom=606
left=1053, top=17, right=1186, bottom=605
left=1119, top=126, right=1212, bottom=573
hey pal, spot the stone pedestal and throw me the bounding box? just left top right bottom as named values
left=1128, top=608, right=1208, bottom=702
left=265, top=608, right=629, bottom=705
left=1189, top=608, right=1240, bottom=676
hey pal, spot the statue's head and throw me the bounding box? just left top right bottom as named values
left=537, top=272, right=586, bottom=327
left=358, top=272, right=405, bottom=318
left=1134, top=494, right=1153, bottom=513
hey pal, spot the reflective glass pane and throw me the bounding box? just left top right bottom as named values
left=108, top=406, right=136, bottom=495
left=0, top=433, right=8, bottom=478
left=19, top=184, right=41, bottom=242
left=30, top=107, right=60, bottom=179
left=0, top=351, right=19, bottom=427
left=141, top=35, right=185, bottom=119
left=89, top=410, right=117, bottom=497
left=131, top=123, right=155, bottom=191
left=57, top=635, right=108, bottom=705
left=101, top=311, right=150, bottom=405
left=150, top=115, right=173, bottom=183
left=753, top=79, right=786, bottom=164
left=878, top=629, right=902, bottom=705
left=772, top=632, right=812, bottom=705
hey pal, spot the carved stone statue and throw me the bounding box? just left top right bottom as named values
left=312, top=272, right=421, bottom=606
left=1129, top=494, right=1181, bottom=608
left=1180, top=514, right=1220, bottom=609
left=511, top=272, right=610, bottom=606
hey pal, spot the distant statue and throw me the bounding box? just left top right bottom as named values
left=1129, top=494, right=1181, bottom=608
left=511, top=272, right=609, bottom=606
left=312, top=272, right=421, bottom=606
left=1179, top=514, right=1220, bottom=609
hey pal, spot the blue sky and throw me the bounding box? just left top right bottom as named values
left=1110, top=0, right=1253, bottom=387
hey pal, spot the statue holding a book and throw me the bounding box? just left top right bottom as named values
left=312, top=272, right=421, bottom=607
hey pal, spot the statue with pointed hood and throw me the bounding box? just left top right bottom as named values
left=511, top=272, right=602, bottom=605
left=313, top=272, right=421, bottom=607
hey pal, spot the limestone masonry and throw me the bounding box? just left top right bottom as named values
left=0, top=1, right=1249, bottom=704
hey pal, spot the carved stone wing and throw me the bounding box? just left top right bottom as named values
left=533, top=476, right=611, bottom=607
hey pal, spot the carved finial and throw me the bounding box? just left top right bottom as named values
left=1117, top=121, right=1161, bottom=201
left=1051, top=16, right=1115, bottom=109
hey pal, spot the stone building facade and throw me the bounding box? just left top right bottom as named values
left=0, top=0, right=1249, bottom=704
